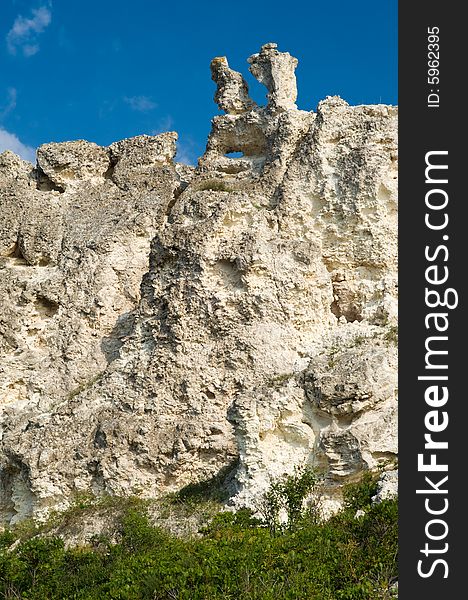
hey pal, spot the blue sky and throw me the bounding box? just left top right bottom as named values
left=0, top=0, right=397, bottom=165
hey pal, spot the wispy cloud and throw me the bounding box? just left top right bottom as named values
left=0, top=128, right=35, bottom=163
left=176, top=137, right=198, bottom=166
left=0, top=88, right=17, bottom=119
left=6, top=5, right=52, bottom=57
left=124, top=95, right=157, bottom=112
left=151, top=115, right=174, bottom=135
left=151, top=116, right=195, bottom=164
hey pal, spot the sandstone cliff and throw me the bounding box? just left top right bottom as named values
left=0, top=44, right=397, bottom=524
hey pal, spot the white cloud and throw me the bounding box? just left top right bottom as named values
left=151, top=118, right=196, bottom=165
left=176, top=138, right=197, bottom=166
left=6, top=6, right=52, bottom=57
left=23, top=43, right=40, bottom=57
left=151, top=115, right=174, bottom=135
left=124, top=96, right=157, bottom=112
left=0, top=128, right=36, bottom=163
left=0, top=88, right=17, bottom=118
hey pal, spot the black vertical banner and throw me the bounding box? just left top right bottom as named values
left=399, top=2, right=466, bottom=598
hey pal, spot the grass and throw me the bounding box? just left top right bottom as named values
left=68, top=371, right=105, bottom=400
left=0, top=471, right=398, bottom=599
left=384, top=325, right=398, bottom=345
left=325, top=323, right=398, bottom=368
left=197, top=179, right=232, bottom=192
left=266, top=372, right=295, bottom=388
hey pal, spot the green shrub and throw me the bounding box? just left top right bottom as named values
left=0, top=529, right=15, bottom=549
left=203, top=508, right=262, bottom=535
left=119, top=509, right=167, bottom=553
left=0, top=477, right=397, bottom=600
left=260, top=465, right=321, bottom=532
left=197, top=179, right=231, bottom=192
left=343, top=471, right=379, bottom=512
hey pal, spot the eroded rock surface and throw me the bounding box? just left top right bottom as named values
left=211, top=57, right=256, bottom=115
left=248, top=42, right=298, bottom=111
left=0, top=44, right=397, bottom=523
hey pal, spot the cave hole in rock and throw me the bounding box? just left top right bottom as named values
left=103, top=156, right=118, bottom=180
left=330, top=299, right=363, bottom=323
left=35, top=167, right=65, bottom=193
left=93, top=427, right=108, bottom=449
left=225, top=151, right=244, bottom=159
left=3, top=241, right=29, bottom=265
left=6, top=242, right=23, bottom=259
left=34, top=295, right=59, bottom=318
left=215, top=259, right=246, bottom=290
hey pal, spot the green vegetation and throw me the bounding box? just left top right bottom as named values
left=0, top=470, right=397, bottom=599
left=326, top=344, right=341, bottom=368
left=68, top=371, right=105, bottom=400
left=384, top=325, right=398, bottom=345
left=260, top=466, right=321, bottom=533
left=352, top=334, right=367, bottom=346
left=266, top=372, right=295, bottom=388
left=197, top=179, right=232, bottom=192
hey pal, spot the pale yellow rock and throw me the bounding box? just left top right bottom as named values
left=248, top=42, right=298, bottom=111
left=211, top=57, right=256, bottom=115
left=0, top=44, right=397, bottom=523
left=37, top=140, right=111, bottom=190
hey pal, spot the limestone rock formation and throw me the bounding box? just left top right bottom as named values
left=248, top=42, right=298, bottom=111
left=0, top=44, right=397, bottom=523
left=211, top=57, right=256, bottom=115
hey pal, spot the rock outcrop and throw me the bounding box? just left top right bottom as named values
left=0, top=44, right=397, bottom=523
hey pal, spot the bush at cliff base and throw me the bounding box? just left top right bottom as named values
left=0, top=472, right=397, bottom=600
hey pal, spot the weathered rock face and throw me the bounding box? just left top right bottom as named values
left=248, top=42, right=298, bottom=111
left=0, top=44, right=397, bottom=523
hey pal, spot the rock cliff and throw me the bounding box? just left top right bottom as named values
left=0, top=44, right=397, bottom=523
